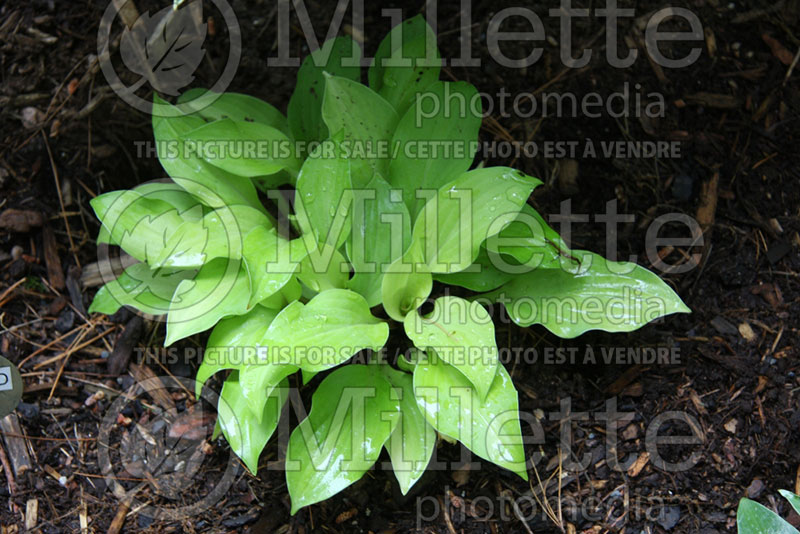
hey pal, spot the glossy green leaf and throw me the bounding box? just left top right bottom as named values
left=404, top=296, right=498, bottom=400
left=288, top=36, right=361, bottom=146
left=261, top=289, right=389, bottom=372
left=155, top=205, right=273, bottom=268
left=91, top=190, right=193, bottom=264
left=433, top=247, right=513, bottom=292
left=243, top=226, right=308, bottom=307
left=181, top=118, right=300, bottom=178
left=177, top=89, right=290, bottom=136
left=482, top=251, right=691, bottom=338
left=737, top=498, right=799, bottom=534
left=165, top=259, right=252, bottom=346
left=389, top=81, right=481, bottom=215
left=240, top=362, right=298, bottom=423
left=286, top=364, right=400, bottom=513
left=411, top=168, right=541, bottom=273
left=131, top=181, right=205, bottom=214
left=321, top=75, right=399, bottom=186
left=294, top=140, right=352, bottom=249
left=382, top=366, right=436, bottom=495
left=89, top=262, right=194, bottom=317
left=381, top=246, right=432, bottom=322
left=369, top=14, right=441, bottom=116
left=297, top=244, right=349, bottom=293
left=347, top=173, right=411, bottom=306
left=152, top=96, right=265, bottom=213
left=218, top=372, right=288, bottom=474
left=780, top=491, right=800, bottom=516
left=195, top=304, right=280, bottom=397
left=484, top=203, right=575, bottom=272
left=259, top=274, right=302, bottom=310
left=413, top=352, right=527, bottom=480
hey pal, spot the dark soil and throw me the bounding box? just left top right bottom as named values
left=1, top=0, right=799, bottom=533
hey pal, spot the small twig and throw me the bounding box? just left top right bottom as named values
left=0, top=438, right=17, bottom=495
left=34, top=325, right=116, bottom=370
left=17, top=323, right=85, bottom=368
left=439, top=496, right=457, bottom=534
left=41, top=132, right=80, bottom=268
left=0, top=277, right=27, bottom=307
left=784, top=46, right=800, bottom=84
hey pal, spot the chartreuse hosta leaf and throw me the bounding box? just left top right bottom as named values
left=155, top=204, right=273, bottom=268
left=294, top=139, right=352, bottom=250
left=369, top=14, right=441, bottom=117
left=404, top=296, right=498, bottom=400
left=390, top=81, right=481, bottom=216
left=180, top=118, right=301, bottom=179
left=260, top=289, right=389, bottom=372
left=481, top=251, right=691, bottom=338
left=218, top=372, right=289, bottom=474
left=781, top=491, right=800, bottom=515
left=195, top=304, right=280, bottom=397
left=288, top=36, right=361, bottom=146
left=382, top=366, right=436, bottom=495
left=434, top=247, right=513, bottom=293
left=177, top=88, right=290, bottom=136
left=297, top=244, right=349, bottom=293
left=381, top=244, right=433, bottom=322
left=413, top=351, right=528, bottom=480
left=411, top=167, right=542, bottom=273
left=91, top=190, right=196, bottom=264
left=243, top=226, right=307, bottom=307
left=286, top=364, right=400, bottom=513
left=321, top=75, right=399, bottom=186
left=95, top=181, right=202, bottom=246
left=737, top=495, right=800, bottom=534
left=152, top=96, right=265, bottom=214
left=165, top=258, right=252, bottom=346
left=131, top=181, right=205, bottom=214
left=485, top=203, right=575, bottom=271
left=195, top=300, right=299, bottom=422
left=89, top=263, right=195, bottom=317
left=347, top=172, right=412, bottom=307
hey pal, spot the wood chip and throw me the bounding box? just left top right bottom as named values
left=335, top=507, right=358, bottom=524
left=0, top=209, right=43, bottom=233
left=42, top=224, right=65, bottom=290
left=627, top=452, right=650, bottom=477
left=0, top=413, right=32, bottom=476
left=25, top=499, right=38, bottom=530
left=685, top=93, right=742, bottom=109
left=558, top=159, right=580, bottom=195
left=621, top=423, right=639, bottom=441
left=128, top=363, right=176, bottom=413
left=43, top=464, right=64, bottom=485
left=705, top=27, right=717, bottom=57
left=724, top=419, right=738, bottom=434
left=452, top=464, right=470, bottom=487
left=108, top=316, right=143, bottom=376
left=762, top=33, right=795, bottom=65
left=755, top=376, right=769, bottom=394
left=689, top=390, right=708, bottom=415
left=738, top=322, right=757, bottom=342
left=696, top=172, right=719, bottom=233
left=106, top=500, right=130, bottom=534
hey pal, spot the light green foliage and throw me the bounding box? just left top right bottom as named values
left=89, top=15, right=690, bottom=514
left=737, top=491, right=800, bottom=534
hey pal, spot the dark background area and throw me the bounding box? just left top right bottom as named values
left=0, top=0, right=798, bottom=532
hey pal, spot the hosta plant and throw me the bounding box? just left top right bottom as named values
left=89, top=15, right=690, bottom=512
left=738, top=491, right=800, bottom=534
